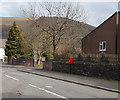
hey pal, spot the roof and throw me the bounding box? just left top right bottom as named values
left=81, top=11, right=120, bottom=41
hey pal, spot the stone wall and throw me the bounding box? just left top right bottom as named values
left=43, top=60, right=53, bottom=71
left=52, top=61, right=120, bottom=80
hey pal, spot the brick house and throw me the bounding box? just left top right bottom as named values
left=81, top=12, right=120, bottom=54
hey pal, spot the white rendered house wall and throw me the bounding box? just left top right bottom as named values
left=0, top=48, right=5, bottom=60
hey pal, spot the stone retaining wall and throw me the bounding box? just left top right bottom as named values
left=52, top=61, right=120, bottom=80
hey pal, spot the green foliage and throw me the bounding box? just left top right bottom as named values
left=36, top=64, right=43, bottom=67
left=5, top=22, right=24, bottom=59
left=99, top=54, right=109, bottom=64
left=118, top=55, right=120, bottom=63
left=85, top=55, right=94, bottom=63
left=20, top=53, right=33, bottom=59
left=76, top=53, right=84, bottom=61
left=41, top=52, right=47, bottom=57
left=41, top=52, right=48, bottom=60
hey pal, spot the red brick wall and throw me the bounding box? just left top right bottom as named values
left=117, top=12, right=120, bottom=54
left=82, top=13, right=117, bottom=54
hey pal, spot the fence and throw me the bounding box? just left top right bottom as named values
left=12, top=58, right=34, bottom=67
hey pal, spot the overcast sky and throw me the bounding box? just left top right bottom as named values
left=0, top=0, right=120, bottom=27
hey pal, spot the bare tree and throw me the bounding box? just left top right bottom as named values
left=21, top=2, right=86, bottom=59
left=23, top=26, right=50, bottom=64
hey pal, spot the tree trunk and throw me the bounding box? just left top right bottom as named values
left=37, top=56, right=42, bottom=65
left=7, top=56, right=11, bottom=64
left=33, top=51, right=37, bottom=66
left=53, top=35, right=56, bottom=59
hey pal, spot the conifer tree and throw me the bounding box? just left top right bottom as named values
left=5, top=22, right=24, bottom=63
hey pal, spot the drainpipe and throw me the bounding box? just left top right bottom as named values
left=115, top=12, right=119, bottom=54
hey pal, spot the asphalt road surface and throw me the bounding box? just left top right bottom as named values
left=1, top=63, right=119, bottom=99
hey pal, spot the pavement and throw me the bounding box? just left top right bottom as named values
left=17, top=66, right=120, bottom=93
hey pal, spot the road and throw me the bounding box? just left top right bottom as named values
left=1, top=63, right=119, bottom=99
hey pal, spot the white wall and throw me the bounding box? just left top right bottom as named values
left=0, top=48, right=5, bottom=59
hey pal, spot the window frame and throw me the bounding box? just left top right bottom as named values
left=99, top=41, right=106, bottom=51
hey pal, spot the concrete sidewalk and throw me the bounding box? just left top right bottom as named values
left=17, top=68, right=120, bottom=93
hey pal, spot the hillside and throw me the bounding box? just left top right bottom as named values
left=1, top=17, right=95, bottom=54
left=1, top=17, right=95, bottom=39
left=1, top=17, right=33, bottom=39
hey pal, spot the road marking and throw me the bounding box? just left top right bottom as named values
left=29, top=84, right=67, bottom=99
left=5, top=75, right=19, bottom=81
left=29, top=84, right=37, bottom=88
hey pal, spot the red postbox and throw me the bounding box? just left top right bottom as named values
left=69, top=57, right=74, bottom=64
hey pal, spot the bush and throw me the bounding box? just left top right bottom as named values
left=76, top=53, right=84, bottom=61
left=99, top=54, right=109, bottom=64
left=118, top=55, right=120, bottom=63
left=20, top=53, right=33, bottom=59
left=36, top=63, right=43, bottom=67
left=85, top=55, right=94, bottom=63
left=41, top=53, right=48, bottom=60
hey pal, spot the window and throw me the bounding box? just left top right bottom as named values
left=99, top=41, right=106, bottom=51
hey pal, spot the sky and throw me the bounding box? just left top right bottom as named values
left=0, top=0, right=120, bottom=27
